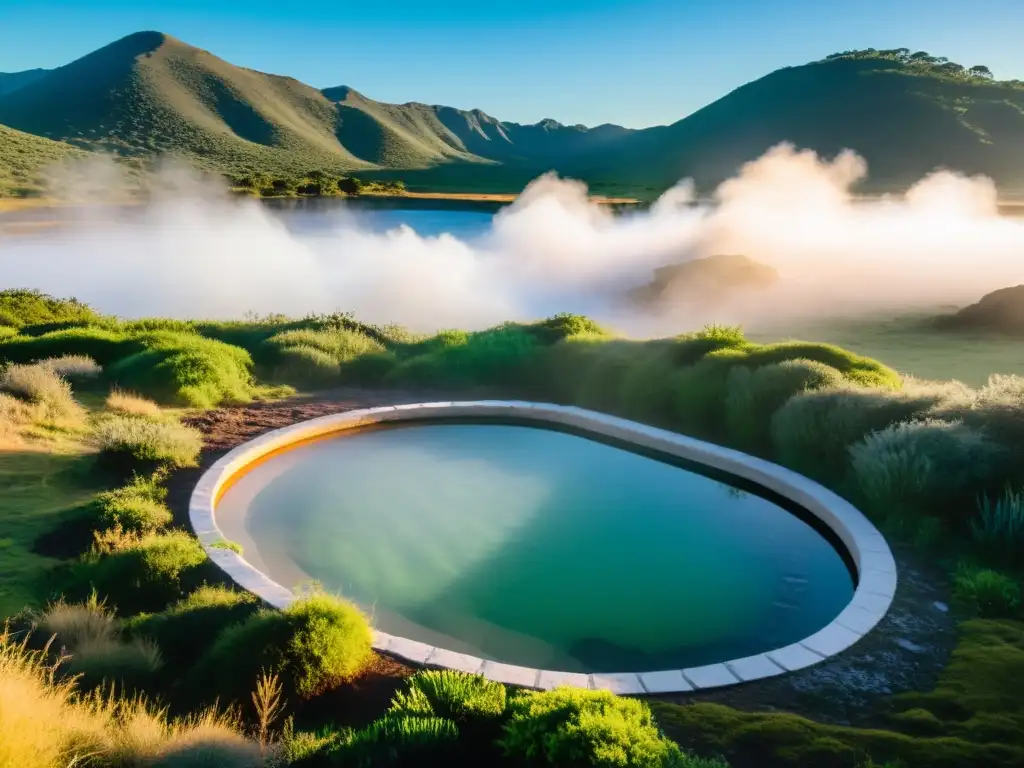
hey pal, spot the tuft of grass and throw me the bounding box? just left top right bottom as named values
left=341, top=712, right=458, bottom=766
left=190, top=593, right=372, bottom=703
left=105, top=388, right=162, bottom=417
left=94, top=414, right=203, bottom=469
left=32, top=593, right=117, bottom=651
left=37, top=354, right=102, bottom=381
left=65, top=634, right=164, bottom=693
left=390, top=670, right=507, bottom=724
left=952, top=564, right=1022, bottom=619
left=971, top=486, right=1024, bottom=567
left=0, top=361, right=86, bottom=426
left=0, top=288, right=98, bottom=329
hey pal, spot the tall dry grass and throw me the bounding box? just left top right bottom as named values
left=105, top=389, right=162, bottom=417
left=0, top=362, right=86, bottom=428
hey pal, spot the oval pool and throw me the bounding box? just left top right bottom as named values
left=214, top=419, right=856, bottom=674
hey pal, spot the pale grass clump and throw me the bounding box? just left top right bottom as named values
left=94, top=414, right=203, bottom=468
left=34, top=593, right=117, bottom=651
left=0, top=391, right=33, bottom=445
left=0, top=625, right=261, bottom=768
left=39, top=354, right=102, bottom=381
left=106, top=388, right=163, bottom=417
left=0, top=362, right=86, bottom=426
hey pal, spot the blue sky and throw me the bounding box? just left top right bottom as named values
left=1, top=0, right=1022, bottom=128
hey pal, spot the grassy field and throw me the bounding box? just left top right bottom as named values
left=0, top=124, right=87, bottom=197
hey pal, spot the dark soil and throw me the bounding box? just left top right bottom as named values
left=166, top=388, right=957, bottom=727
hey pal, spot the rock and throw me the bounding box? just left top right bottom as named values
left=896, top=638, right=926, bottom=654
left=628, top=254, right=778, bottom=311
left=936, top=284, right=1024, bottom=333
left=933, top=601, right=949, bottom=613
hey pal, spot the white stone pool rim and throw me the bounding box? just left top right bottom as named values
left=189, top=401, right=897, bottom=695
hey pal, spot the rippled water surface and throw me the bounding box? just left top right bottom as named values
left=217, top=422, right=854, bottom=672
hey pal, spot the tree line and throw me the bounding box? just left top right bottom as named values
left=824, top=47, right=1023, bottom=86
left=228, top=170, right=406, bottom=197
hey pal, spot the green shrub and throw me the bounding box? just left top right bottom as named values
left=70, top=531, right=216, bottom=615
left=527, top=313, right=609, bottom=344
left=0, top=361, right=85, bottom=425
left=500, top=687, right=690, bottom=768
left=952, top=565, right=1022, bottom=618
left=725, top=359, right=845, bottom=451
left=0, top=289, right=99, bottom=329
left=770, top=386, right=944, bottom=482
left=108, top=332, right=255, bottom=408
left=671, top=324, right=748, bottom=366
left=191, top=593, right=372, bottom=702
left=391, top=670, right=507, bottom=724
left=95, top=474, right=173, bottom=533
left=261, top=327, right=384, bottom=364
left=0, top=327, right=134, bottom=366
left=341, top=713, right=459, bottom=767
left=127, top=585, right=259, bottom=669
left=740, top=341, right=901, bottom=389
left=972, top=486, right=1024, bottom=566
left=269, top=345, right=339, bottom=388
left=849, top=419, right=998, bottom=525
left=390, top=324, right=540, bottom=387
left=339, top=350, right=399, bottom=384
left=94, top=415, right=203, bottom=469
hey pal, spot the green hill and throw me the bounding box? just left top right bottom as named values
left=2, top=38, right=1024, bottom=196
left=572, top=49, right=1024, bottom=194
left=0, top=123, right=87, bottom=196
left=0, top=68, right=49, bottom=98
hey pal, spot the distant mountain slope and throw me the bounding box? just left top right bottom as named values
left=0, top=123, right=86, bottom=195
left=572, top=51, right=1024, bottom=193
left=0, top=69, right=50, bottom=98
left=2, top=38, right=1024, bottom=196
left=0, top=32, right=374, bottom=176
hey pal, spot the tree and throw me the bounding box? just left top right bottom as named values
left=909, top=51, right=932, bottom=60
left=969, top=65, right=994, bottom=79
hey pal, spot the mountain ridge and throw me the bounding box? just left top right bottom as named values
left=2, top=34, right=1024, bottom=196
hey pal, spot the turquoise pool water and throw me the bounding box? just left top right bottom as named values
left=216, top=422, right=854, bottom=673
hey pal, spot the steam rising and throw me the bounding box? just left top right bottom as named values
left=2, top=144, right=1023, bottom=334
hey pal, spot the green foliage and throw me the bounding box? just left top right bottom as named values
left=770, top=386, right=942, bottom=482
left=94, top=414, right=203, bottom=469
left=725, top=359, right=846, bottom=451
left=952, top=565, right=1022, bottom=618
left=94, top=472, right=172, bottom=533
left=391, top=670, right=507, bottom=724
left=0, top=289, right=98, bottom=329
left=0, top=327, right=133, bottom=366
left=389, top=324, right=540, bottom=387
left=108, top=332, right=255, bottom=408
left=849, top=419, right=999, bottom=526
left=127, top=585, right=259, bottom=669
left=69, top=531, right=215, bottom=615
left=972, top=486, right=1024, bottom=566
left=191, top=593, right=372, bottom=702
left=500, top=687, right=691, bottom=768
left=527, top=313, right=610, bottom=345
left=342, top=712, right=459, bottom=767
left=270, top=345, right=340, bottom=388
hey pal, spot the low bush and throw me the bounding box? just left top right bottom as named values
left=391, top=670, right=507, bottom=724
left=190, top=593, right=373, bottom=702
left=0, top=326, right=134, bottom=366
left=108, top=332, right=255, bottom=408
left=94, top=473, right=173, bottom=533
left=69, top=531, right=216, bottom=615
left=261, top=327, right=384, bottom=365
left=128, top=585, right=260, bottom=669
left=94, top=415, right=203, bottom=469
left=339, top=350, right=399, bottom=384
left=770, top=386, right=945, bottom=482
left=952, top=565, right=1022, bottom=618
left=389, top=324, right=540, bottom=387
left=269, top=345, right=340, bottom=388
left=0, top=361, right=85, bottom=426
left=725, top=359, right=845, bottom=451
left=147, top=728, right=264, bottom=767
left=500, top=687, right=694, bottom=768
left=105, top=388, right=162, bottom=417
left=38, top=354, right=102, bottom=381
left=849, top=419, right=998, bottom=526
left=971, top=486, right=1024, bottom=566
left=0, top=391, right=33, bottom=443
